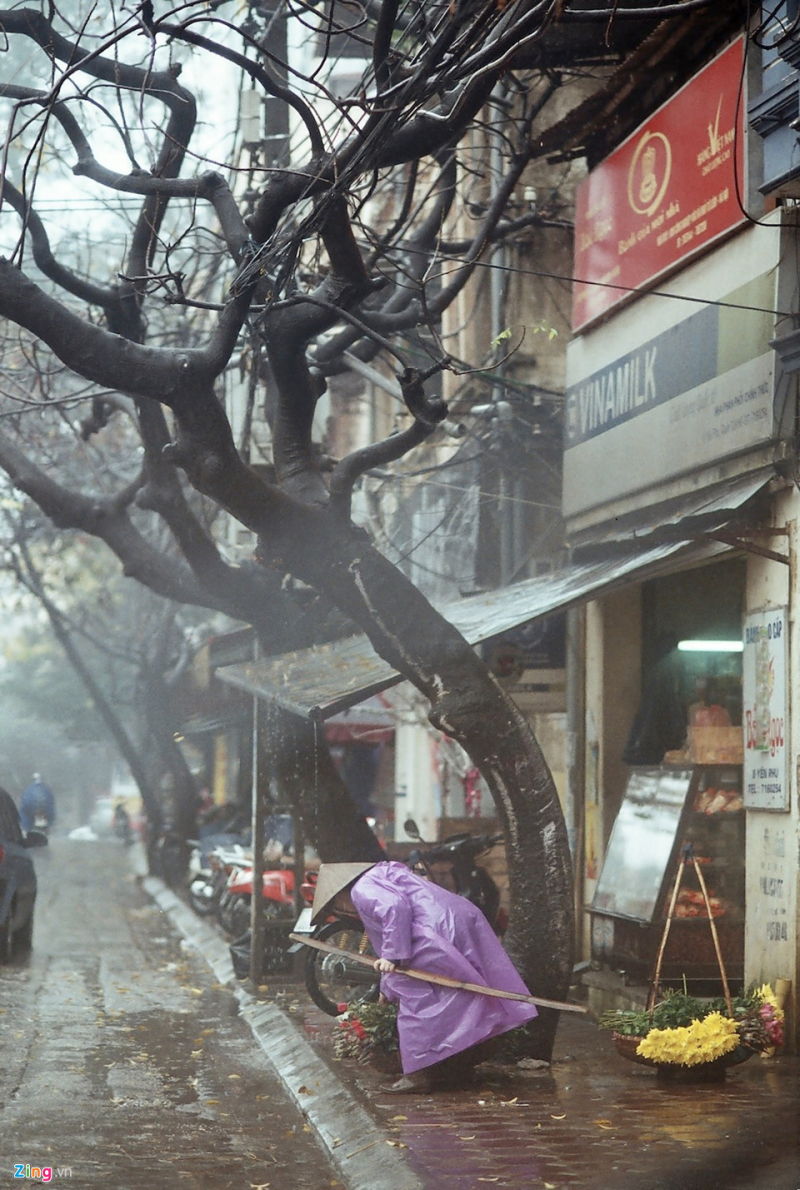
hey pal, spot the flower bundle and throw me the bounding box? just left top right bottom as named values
left=733, top=983, right=785, bottom=1053
left=636, top=1011, right=739, bottom=1066
left=332, top=1000, right=399, bottom=1063
left=600, top=984, right=784, bottom=1067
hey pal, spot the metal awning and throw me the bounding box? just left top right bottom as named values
left=216, top=541, right=725, bottom=720
left=567, top=467, right=778, bottom=551
left=216, top=469, right=774, bottom=720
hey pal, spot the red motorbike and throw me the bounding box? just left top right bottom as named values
left=226, top=864, right=317, bottom=977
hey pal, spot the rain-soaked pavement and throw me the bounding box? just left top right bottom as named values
left=0, top=838, right=341, bottom=1190
left=4, top=837, right=799, bottom=1190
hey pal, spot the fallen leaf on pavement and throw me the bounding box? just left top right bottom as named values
left=386, top=1140, right=408, bottom=1149
left=593, top=1119, right=613, bottom=1129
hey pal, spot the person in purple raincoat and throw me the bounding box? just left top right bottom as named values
left=311, top=860, right=538, bottom=1092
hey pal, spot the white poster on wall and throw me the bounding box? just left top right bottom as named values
left=742, top=607, right=789, bottom=811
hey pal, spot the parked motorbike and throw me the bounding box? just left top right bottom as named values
left=299, top=913, right=379, bottom=1016
left=187, top=839, right=250, bottom=919
left=404, top=817, right=506, bottom=933
left=298, top=822, right=506, bottom=1016
left=218, top=862, right=296, bottom=939
left=228, top=866, right=318, bottom=978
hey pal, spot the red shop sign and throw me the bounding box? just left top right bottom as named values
left=572, top=37, right=746, bottom=332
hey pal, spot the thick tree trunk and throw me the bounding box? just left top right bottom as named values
left=277, top=530, right=573, bottom=1057
left=267, top=706, right=386, bottom=863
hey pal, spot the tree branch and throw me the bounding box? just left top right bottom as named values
left=329, top=366, right=448, bottom=519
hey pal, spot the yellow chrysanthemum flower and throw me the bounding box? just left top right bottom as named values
left=636, top=1013, right=739, bottom=1066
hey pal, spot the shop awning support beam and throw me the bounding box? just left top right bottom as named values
left=705, top=528, right=789, bottom=566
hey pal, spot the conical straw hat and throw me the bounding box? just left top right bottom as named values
left=311, top=862, right=376, bottom=922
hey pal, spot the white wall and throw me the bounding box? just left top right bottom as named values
left=744, top=484, right=798, bottom=1046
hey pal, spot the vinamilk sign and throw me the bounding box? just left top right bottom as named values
left=572, top=37, right=746, bottom=331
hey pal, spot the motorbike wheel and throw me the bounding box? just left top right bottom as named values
left=219, top=892, right=251, bottom=938
left=304, top=917, right=379, bottom=1017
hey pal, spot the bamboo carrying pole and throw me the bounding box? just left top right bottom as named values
left=290, top=933, right=588, bottom=1014
left=648, top=843, right=733, bottom=1015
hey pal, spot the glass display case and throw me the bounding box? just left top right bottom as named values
left=590, top=765, right=745, bottom=985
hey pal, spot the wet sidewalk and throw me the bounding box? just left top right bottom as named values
left=142, top=866, right=800, bottom=1190
left=293, top=994, right=799, bottom=1190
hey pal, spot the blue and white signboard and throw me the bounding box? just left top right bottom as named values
left=564, top=212, right=784, bottom=523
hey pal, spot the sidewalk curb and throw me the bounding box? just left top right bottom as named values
left=139, top=869, right=424, bottom=1190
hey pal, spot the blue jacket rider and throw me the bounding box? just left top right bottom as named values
left=19, top=773, right=56, bottom=833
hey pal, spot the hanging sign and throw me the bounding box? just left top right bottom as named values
left=742, top=607, right=789, bottom=811
left=572, top=37, right=746, bottom=331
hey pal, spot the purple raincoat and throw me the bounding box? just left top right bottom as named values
left=350, top=861, right=538, bottom=1074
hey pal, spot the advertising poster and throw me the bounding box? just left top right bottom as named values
left=572, top=37, right=746, bottom=331
left=742, top=608, right=789, bottom=811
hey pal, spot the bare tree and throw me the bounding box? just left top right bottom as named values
left=0, top=0, right=723, bottom=1054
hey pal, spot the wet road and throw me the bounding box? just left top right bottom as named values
left=0, top=838, right=342, bottom=1190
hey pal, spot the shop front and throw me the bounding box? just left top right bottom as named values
left=565, top=124, right=799, bottom=1041
left=586, top=556, right=748, bottom=990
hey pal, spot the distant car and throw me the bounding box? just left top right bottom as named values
left=0, top=787, right=47, bottom=961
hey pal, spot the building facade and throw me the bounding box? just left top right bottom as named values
left=566, top=15, right=799, bottom=1047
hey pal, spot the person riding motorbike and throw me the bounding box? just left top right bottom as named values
left=19, top=773, right=56, bottom=834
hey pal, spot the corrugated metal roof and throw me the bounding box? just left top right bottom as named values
left=216, top=469, right=772, bottom=719
left=215, top=538, right=727, bottom=719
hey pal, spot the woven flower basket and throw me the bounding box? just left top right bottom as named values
left=612, top=1032, right=753, bottom=1081
left=609, top=846, right=756, bottom=1083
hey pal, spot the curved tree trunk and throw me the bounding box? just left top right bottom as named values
left=267, top=706, right=386, bottom=863
left=275, top=524, right=574, bottom=1057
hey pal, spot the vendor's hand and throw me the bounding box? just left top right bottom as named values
left=374, top=957, right=396, bottom=973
